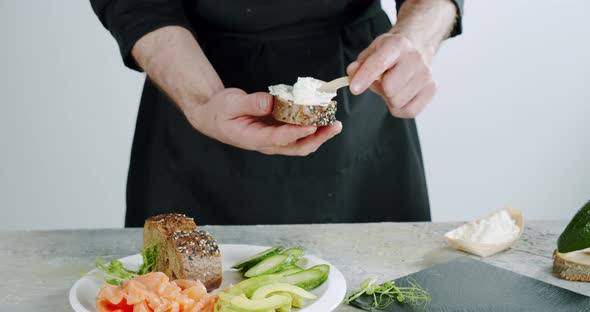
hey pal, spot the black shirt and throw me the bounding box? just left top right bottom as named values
left=90, top=0, right=464, bottom=226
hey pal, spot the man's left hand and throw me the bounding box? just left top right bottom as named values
left=347, top=33, right=437, bottom=119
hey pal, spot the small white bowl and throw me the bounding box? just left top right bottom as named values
left=444, top=208, right=525, bottom=257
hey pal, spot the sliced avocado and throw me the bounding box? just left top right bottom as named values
left=558, top=201, right=590, bottom=253
left=218, top=291, right=235, bottom=304
left=216, top=301, right=239, bottom=312
left=251, top=283, right=316, bottom=308
left=234, top=274, right=283, bottom=297
left=277, top=301, right=292, bottom=312
left=251, top=282, right=317, bottom=300
left=218, top=286, right=245, bottom=305
left=268, top=291, right=309, bottom=309
left=275, top=291, right=303, bottom=308
left=230, top=294, right=291, bottom=311
left=225, top=286, right=245, bottom=296
left=217, top=305, right=241, bottom=312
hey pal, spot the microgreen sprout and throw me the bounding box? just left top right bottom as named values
left=89, top=242, right=159, bottom=285
left=344, top=277, right=431, bottom=309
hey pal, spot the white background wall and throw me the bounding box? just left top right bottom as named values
left=0, top=1, right=588, bottom=230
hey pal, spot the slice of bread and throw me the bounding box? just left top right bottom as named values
left=143, top=213, right=197, bottom=248
left=168, top=230, right=223, bottom=290
left=272, top=96, right=337, bottom=126
left=143, top=213, right=223, bottom=291
left=143, top=214, right=198, bottom=281
left=553, top=249, right=590, bottom=282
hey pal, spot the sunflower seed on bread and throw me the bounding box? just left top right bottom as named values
left=143, top=213, right=223, bottom=291
left=143, top=214, right=197, bottom=277
left=553, top=249, right=590, bottom=282
left=168, top=230, right=222, bottom=290
left=272, top=96, right=336, bottom=126
left=143, top=213, right=197, bottom=248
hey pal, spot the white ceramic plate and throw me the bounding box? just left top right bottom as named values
left=70, top=244, right=347, bottom=312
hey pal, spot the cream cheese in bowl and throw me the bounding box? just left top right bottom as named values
left=445, top=209, right=520, bottom=244
left=444, top=208, right=524, bottom=257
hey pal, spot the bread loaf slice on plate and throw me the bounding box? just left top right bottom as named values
left=143, top=214, right=199, bottom=284
left=168, top=230, right=223, bottom=290
left=143, top=213, right=197, bottom=248
left=272, top=96, right=336, bottom=126
left=143, top=213, right=223, bottom=291
left=553, top=248, right=590, bottom=282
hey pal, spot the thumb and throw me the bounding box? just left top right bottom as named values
left=223, top=90, right=273, bottom=118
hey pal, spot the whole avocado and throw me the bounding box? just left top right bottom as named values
left=557, top=201, right=590, bottom=253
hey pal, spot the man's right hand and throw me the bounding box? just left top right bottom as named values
left=132, top=27, right=341, bottom=156
left=185, top=88, right=342, bottom=156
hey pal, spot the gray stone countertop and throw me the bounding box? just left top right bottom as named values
left=1, top=221, right=588, bottom=311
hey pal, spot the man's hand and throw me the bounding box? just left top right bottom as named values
left=347, top=33, right=435, bottom=119
left=132, top=26, right=341, bottom=156
left=346, top=0, right=458, bottom=119
left=186, top=88, right=342, bottom=156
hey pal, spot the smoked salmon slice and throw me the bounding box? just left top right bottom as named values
left=96, top=272, right=217, bottom=312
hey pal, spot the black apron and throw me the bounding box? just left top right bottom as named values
left=125, top=0, right=430, bottom=226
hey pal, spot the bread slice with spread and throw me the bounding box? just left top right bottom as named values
left=269, top=78, right=338, bottom=126
left=272, top=96, right=337, bottom=126
left=554, top=201, right=590, bottom=282
left=553, top=249, right=590, bottom=282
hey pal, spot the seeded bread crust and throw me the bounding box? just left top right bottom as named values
left=272, top=96, right=336, bottom=126
left=553, top=249, right=590, bottom=282
left=143, top=214, right=223, bottom=291
left=143, top=213, right=197, bottom=248
left=170, top=230, right=223, bottom=290
left=143, top=214, right=198, bottom=279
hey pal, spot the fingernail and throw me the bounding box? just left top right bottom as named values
left=350, top=83, right=361, bottom=94
left=259, top=97, right=268, bottom=111
left=347, top=61, right=359, bottom=72
left=333, top=122, right=343, bottom=135
left=306, top=127, right=317, bottom=135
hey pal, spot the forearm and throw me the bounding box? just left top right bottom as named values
left=391, top=0, right=458, bottom=61
left=131, top=26, right=224, bottom=118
